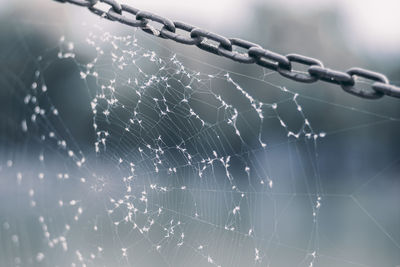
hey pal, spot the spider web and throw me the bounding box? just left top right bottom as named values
left=1, top=20, right=400, bottom=267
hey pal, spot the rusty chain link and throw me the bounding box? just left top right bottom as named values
left=54, top=0, right=400, bottom=100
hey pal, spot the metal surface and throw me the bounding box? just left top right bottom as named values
left=53, top=0, right=400, bottom=100
left=217, top=38, right=260, bottom=64
left=136, top=11, right=176, bottom=37
left=341, top=68, right=388, bottom=99
left=160, top=21, right=201, bottom=45
left=191, top=28, right=233, bottom=56
left=107, top=5, right=146, bottom=27
left=277, top=54, right=323, bottom=83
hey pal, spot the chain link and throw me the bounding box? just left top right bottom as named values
left=136, top=11, right=176, bottom=37
left=341, top=68, right=387, bottom=99
left=190, top=29, right=232, bottom=56
left=373, top=83, right=400, bottom=98
left=308, top=66, right=355, bottom=85
left=66, top=0, right=92, bottom=7
left=88, top=0, right=121, bottom=19
left=277, top=54, right=323, bottom=83
left=107, top=5, right=147, bottom=27
left=160, top=21, right=201, bottom=45
left=217, top=38, right=260, bottom=64
left=248, top=47, right=291, bottom=71
left=54, top=0, right=400, bottom=100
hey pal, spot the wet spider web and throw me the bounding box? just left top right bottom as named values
left=1, top=20, right=400, bottom=267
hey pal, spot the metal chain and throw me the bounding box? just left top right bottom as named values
left=54, top=0, right=400, bottom=99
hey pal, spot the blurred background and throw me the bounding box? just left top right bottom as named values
left=0, top=0, right=399, bottom=266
